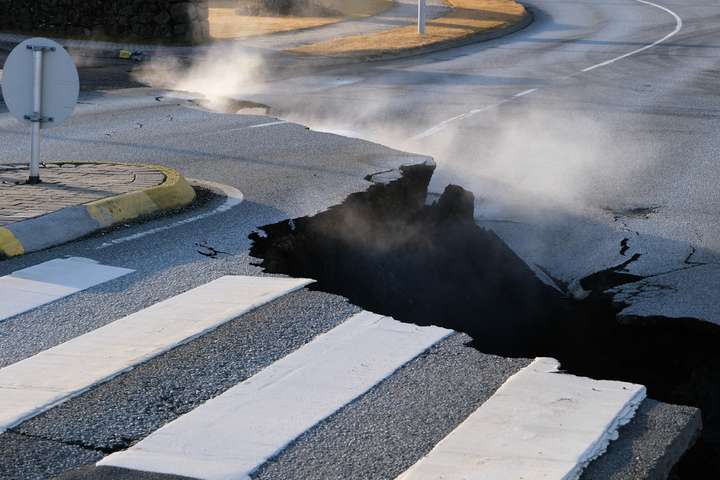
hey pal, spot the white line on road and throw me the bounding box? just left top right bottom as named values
left=95, top=179, right=243, bottom=250
left=249, top=120, right=289, bottom=129
left=413, top=100, right=511, bottom=140
left=514, top=88, right=538, bottom=97
left=581, top=0, right=683, bottom=73
left=99, top=311, right=453, bottom=480
left=0, top=257, right=133, bottom=322
left=0, top=275, right=312, bottom=433
left=193, top=119, right=290, bottom=139
left=396, top=358, right=646, bottom=480
left=412, top=0, right=683, bottom=140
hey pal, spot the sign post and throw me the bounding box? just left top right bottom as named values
left=28, top=45, right=52, bottom=183
left=1, top=38, right=79, bottom=184
left=418, top=0, right=427, bottom=34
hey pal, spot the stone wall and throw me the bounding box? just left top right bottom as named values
left=0, top=0, right=210, bottom=44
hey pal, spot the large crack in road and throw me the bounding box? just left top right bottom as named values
left=249, top=163, right=720, bottom=478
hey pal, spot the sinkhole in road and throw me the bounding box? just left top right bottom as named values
left=249, top=164, right=719, bottom=477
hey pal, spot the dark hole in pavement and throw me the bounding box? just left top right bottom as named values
left=249, top=164, right=719, bottom=478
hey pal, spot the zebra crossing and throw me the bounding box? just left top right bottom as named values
left=0, top=257, right=666, bottom=480
left=0, top=272, right=312, bottom=433
left=99, top=312, right=451, bottom=479
left=0, top=257, right=133, bottom=322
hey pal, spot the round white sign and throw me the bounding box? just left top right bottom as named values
left=1, top=37, right=79, bottom=129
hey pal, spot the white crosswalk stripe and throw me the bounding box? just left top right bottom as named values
left=99, top=311, right=453, bottom=480
left=0, top=267, right=652, bottom=480
left=0, top=257, right=133, bottom=322
left=0, top=275, right=312, bottom=433
left=396, top=358, right=646, bottom=480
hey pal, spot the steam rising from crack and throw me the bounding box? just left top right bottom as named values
left=277, top=101, right=655, bottom=215
left=133, top=45, right=267, bottom=111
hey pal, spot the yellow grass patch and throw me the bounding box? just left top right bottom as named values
left=209, top=0, right=392, bottom=39
left=289, top=0, right=527, bottom=56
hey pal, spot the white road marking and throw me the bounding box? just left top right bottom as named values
left=193, top=119, right=289, bottom=139
left=99, top=311, right=452, bottom=480
left=580, top=0, right=683, bottom=73
left=0, top=257, right=133, bottom=322
left=248, top=120, right=289, bottom=129
left=412, top=0, right=683, bottom=140
left=396, top=358, right=646, bottom=480
left=0, top=275, right=312, bottom=432
left=413, top=100, right=511, bottom=140
left=96, top=179, right=243, bottom=250
left=514, top=88, right=538, bottom=97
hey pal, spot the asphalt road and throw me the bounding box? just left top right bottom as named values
left=0, top=0, right=717, bottom=478
left=247, top=0, right=720, bottom=324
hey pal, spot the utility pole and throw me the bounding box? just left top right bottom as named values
left=418, top=0, right=426, bottom=34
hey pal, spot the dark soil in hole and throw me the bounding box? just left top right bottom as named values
left=249, top=164, right=720, bottom=478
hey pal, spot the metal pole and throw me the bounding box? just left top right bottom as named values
left=29, top=47, right=44, bottom=184
left=418, top=0, right=426, bottom=34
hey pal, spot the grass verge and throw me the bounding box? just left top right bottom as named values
left=288, top=0, right=527, bottom=56
left=209, top=0, right=393, bottom=39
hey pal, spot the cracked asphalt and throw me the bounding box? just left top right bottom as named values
left=0, top=0, right=717, bottom=477
left=247, top=0, right=720, bottom=325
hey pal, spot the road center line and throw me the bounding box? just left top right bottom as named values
left=412, top=0, right=683, bottom=140
left=581, top=0, right=683, bottom=73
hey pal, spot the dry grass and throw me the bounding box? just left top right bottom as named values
left=209, top=0, right=392, bottom=39
left=289, top=0, right=527, bottom=56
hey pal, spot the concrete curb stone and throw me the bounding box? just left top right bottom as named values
left=0, top=163, right=196, bottom=259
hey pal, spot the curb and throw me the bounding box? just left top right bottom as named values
left=0, top=163, right=196, bottom=259
left=290, top=7, right=534, bottom=65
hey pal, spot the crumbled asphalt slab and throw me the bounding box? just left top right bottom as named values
left=249, top=166, right=712, bottom=476
left=1, top=289, right=359, bottom=480
left=582, top=399, right=702, bottom=480
left=0, top=155, right=704, bottom=478
left=251, top=333, right=529, bottom=480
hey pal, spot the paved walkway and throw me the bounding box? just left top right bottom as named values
left=0, top=163, right=165, bottom=227
left=0, top=0, right=449, bottom=57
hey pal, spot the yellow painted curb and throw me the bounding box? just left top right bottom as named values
left=86, top=164, right=197, bottom=227
left=0, top=227, right=24, bottom=258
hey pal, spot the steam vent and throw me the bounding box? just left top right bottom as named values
left=0, top=0, right=210, bottom=43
